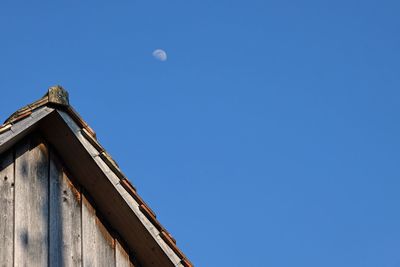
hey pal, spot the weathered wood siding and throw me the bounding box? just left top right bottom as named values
left=49, top=150, right=82, bottom=266
left=82, top=194, right=116, bottom=267
left=0, top=135, right=137, bottom=267
left=0, top=150, right=14, bottom=266
left=14, top=136, right=49, bottom=267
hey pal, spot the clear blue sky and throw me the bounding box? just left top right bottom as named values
left=1, top=1, right=400, bottom=266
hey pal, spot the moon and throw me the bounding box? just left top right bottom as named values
left=152, top=49, right=167, bottom=61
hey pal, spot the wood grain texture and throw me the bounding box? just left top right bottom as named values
left=0, top=106, right=185, bottom=266
left=95, top=216, right=115, bottom=267
left=42, top=112, right=172, bottom=267
left=82, top=195, right=97, bottom=267
left=0, top=107, right=54, bottom=155
left=14, top=136, right=49, bottom=267
left=0, top=150, right=14, bottom=266
left=49, top=150, right=82, bottom=267
left=115, top=240, right=131, bottom=267
left=82, top=194, right=115, bottom=267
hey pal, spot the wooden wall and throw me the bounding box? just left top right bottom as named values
left=0, top=134, right=137, bottom=267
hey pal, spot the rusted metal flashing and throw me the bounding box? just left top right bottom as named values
left=160, top=231, right=176, bottom=246
left=120, top=179, right=171, bottom=236
left=120, top=178, right=137, bottom=192
left=160, top=231, right=193, bottom=267
left=159, top=231, right=184, bottom=259
left=120, top=181, right=166, bottom=235
left=65, top=106, right=96, bottom=138
left=120, top=179, right=151, bottom=208
left=180, top=258, right=193, bottom=267
left=139, top=203, right=158, bottom=225
left=160, top=230, right=176, bottom=244
left=75, top=114, right=191, bottom=265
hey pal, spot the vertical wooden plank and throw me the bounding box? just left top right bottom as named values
left=0, top=150, right=14, bottom=266
left=95, top=216, right=115, bottom=267
left=82, top=195, right=97, bottom=267
left=115, top=240, right=130, bottom=267
left=14, top=136, right=49, bottom=267
left=82, top=194, right=115, bottom=267
left=49, top=150, right=82, bottom=266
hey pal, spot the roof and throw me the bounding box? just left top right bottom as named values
left=0, top=86, right=192, bottom=267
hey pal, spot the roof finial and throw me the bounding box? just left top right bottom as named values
left=48, top=85, right=69, bottom=106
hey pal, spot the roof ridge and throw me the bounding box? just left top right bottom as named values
left=3, top=85, right=96, bottom=138
left=46, top=85, right=70, bottom=106
left=0, top=86, right=193, bottom=266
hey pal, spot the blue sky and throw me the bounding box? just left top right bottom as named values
left=1, top=1, right=400, bottom=266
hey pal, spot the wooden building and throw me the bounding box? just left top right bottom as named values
left=0, top=86, right=192, bottom=267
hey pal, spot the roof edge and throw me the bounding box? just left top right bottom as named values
left=0, top=86, right=194, bottom=267
left=3, top=85, right=96, bottom=139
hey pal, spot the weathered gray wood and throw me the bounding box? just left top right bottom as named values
left=0, top=107, right=54, bottom=155
left=56, top=110, right=99, bottom=157
left=14, top=136, right=49, bottom=267
left=41, top=110, right=178, bottom=266
left=82, top=194, right=115, bottom=267
left=0, top=150, right=14, bottom=266
left=82, top=195, right=97, bottom=267
left=95, top=216, right=115, bottom=267
left=49, top=150, right=82, bottom=266
left=115, top=240, right=130, bottom=267
left=0, top=91, right=190, bottom=266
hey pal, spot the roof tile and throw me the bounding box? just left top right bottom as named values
left=0, top=124, right=12, bottom=134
